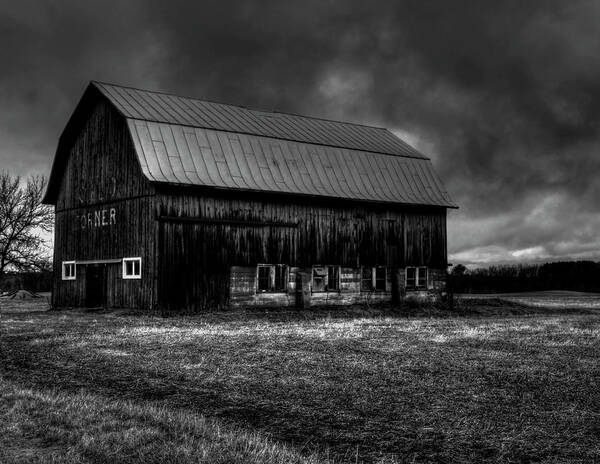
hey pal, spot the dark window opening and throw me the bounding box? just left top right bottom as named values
left=312, top=266, right=327, bottom=292
left=362, top=266, right=388, bottom=292
left=258, top=265, right=272, bottom=291
left=417, top=266, right=427, bottom=288
left=328, top=266, right=340, bottom=291
left=312, top=266, right=341, bottom=292
left=274, top=265, right=287, bottom=291
left=257, top=265, right=287, bottom=292
left=375, top=266, right=386, bottom=291
left=406, top=266, right=427, bottom=290
left=406, top=267, right=416, bottom=289
left=361, top=267, right=373, bottom=291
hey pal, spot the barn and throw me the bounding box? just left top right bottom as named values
left=43, top=81, right=457, bottom=311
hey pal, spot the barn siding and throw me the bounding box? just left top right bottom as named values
left=52, top=101, right=156, bottom=309
left=227, top=265, right=446, bottom=308
left=155, top=189, right=447, bottom=311
left=228, top=266, right=398, bottom=307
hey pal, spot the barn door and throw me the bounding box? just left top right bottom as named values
left=85, top=264, right=107, bottom=308
left=158, top=222, right=208, bottom=311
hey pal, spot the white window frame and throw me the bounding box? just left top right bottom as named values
left=256, top=264, right=288, bottom=293
left=62, top=261, right=76, bottom=280
left=122, top=257, right=142, bottom=280
left=406, top=266, right=428, bottom=290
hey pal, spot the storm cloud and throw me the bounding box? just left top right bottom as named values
left=2, top=0, right=599, bottom=264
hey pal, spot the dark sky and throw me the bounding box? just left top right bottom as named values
left=2, top=0, right=599, bottom=265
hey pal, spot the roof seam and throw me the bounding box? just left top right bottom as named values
left=119, top=117, right=430, bottom=161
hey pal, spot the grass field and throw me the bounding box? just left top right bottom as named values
left=1, top=296, right=599, bottom=463
left=458, top=290, right=600, bottom=309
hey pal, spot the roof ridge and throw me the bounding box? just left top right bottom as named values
left=91, top=80, right=392, bottom=132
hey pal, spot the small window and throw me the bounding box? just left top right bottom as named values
left=123, top=257, right=141, bottom=279
left=406, top=266, right=427, bottom=290
left=417, top=266, right=427, bottom=288
left=258, top=265, right=272, bottom=291
left=361, top=267, right=373, bottom=291
left=312, top=265, right=340, bottom=292
left=406, top=267, right=416, bottom=288
left=257, top=264, right=287, bottom=292
left=375, top=266, right=387, bottom=291
left=274, top=265, right=287, bottom=291
left=258, top=265, right=271, bottom=292
left=361, top=266, right=388, bottom=292
left=327, top=266, right=340, bottom=291
left=62, top=261, right=76, bottom=280
left=312, top=266, right=327, bottom=292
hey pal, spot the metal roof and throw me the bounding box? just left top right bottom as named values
left=93, top=81, right=427, bottom=160
left=43, top=82, right=457, bottom=207
left=128, top=120, right=456, bottom=207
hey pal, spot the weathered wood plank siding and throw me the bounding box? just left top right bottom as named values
left=228, top=266, right=395, bottom=307
left=52, top=101, right=155, bottom=309
left=155, top=188, right=447, bottom=310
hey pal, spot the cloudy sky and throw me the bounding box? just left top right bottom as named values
left=2, top=0, right=599, bottom=265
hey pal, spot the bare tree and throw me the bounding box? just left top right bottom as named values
left=0, top=172, right=54, bottom=279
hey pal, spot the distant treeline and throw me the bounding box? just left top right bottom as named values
left=450, top=261, right=600, bottom=294
left=0, top=271, right=53, bottom=293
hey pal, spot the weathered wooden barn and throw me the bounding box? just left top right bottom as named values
left=43, top=81, right=457, bottom=311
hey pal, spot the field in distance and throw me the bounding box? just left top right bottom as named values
left=1, top=297, right=599, bottom=463
left=458, top=290, right=600, bottom=308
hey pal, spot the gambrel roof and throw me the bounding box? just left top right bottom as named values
left=44, top=81, right=457, bottom=207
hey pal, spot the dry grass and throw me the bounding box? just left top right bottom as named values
left=459, top=290, right=600, bottom=309
left=0, top=378, right=321, bottom=464
left=1, top=298, right=599, bottom=463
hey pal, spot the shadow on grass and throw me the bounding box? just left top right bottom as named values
left=46, top=299, right=600, bottom=324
